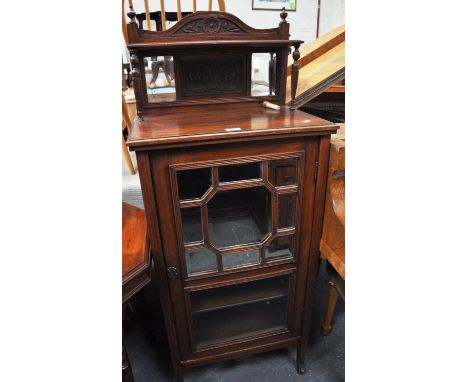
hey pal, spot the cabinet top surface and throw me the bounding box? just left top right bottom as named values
left=127, top=103, right=337, bottom=149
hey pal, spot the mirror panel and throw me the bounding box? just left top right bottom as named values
left=251, top=53, right=277, bottom=97
left=144, top=55, right=176, bottom=103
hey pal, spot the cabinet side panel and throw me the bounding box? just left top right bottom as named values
left=148, top=151, right=194, bottom=359
left=297, top=135, right=332, bottom=362
left=135, top=152, right=184, bottom=377
left=290, top=138, right=320, bottom=335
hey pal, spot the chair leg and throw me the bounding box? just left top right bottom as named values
left=122, top=134, right=136, bottom=175
left=321, top=282, right=339, bottom=336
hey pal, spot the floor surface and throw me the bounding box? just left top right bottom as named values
left=124, top=260, right=344, bottom=382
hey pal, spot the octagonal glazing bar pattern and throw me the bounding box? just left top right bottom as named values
left=171, top=153, right=303, bottom=278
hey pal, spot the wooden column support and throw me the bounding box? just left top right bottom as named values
left=129, top=51, right=144, bottom=120
left=290, top=42, right=301, bottom=109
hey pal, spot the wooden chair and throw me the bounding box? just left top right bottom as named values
left=319, top=139, right=345, bottom=335
left=122, top=93, right=136, bottom=175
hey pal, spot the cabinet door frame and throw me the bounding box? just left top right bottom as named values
left=169, top=151, right=304, bottom=281
left=149, top=138, right=320, bottom=360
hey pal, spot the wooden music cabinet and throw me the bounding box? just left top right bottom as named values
left=125, top=9, right=337, bottom=381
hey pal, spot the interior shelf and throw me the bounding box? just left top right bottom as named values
left=208, top=208, right=267, bottom=248
left=193, top=296, right=288, bottom=348
left=191, top=276, right=289, bottom=314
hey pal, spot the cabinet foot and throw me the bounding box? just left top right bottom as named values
left=297, top=361, right=306, bottom=375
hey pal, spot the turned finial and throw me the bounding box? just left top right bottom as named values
left=280, top=7, right=288, bottom=23
left=127, top=4, right=136, bottom=24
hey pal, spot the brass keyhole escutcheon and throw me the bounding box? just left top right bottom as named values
left=167, top=266, right=178, bottom=280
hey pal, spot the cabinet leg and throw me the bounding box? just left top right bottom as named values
left=173, top=364, right=184, bottom=382
left=297, top=360, right=306, bottom=375
left=321, top=282, right=339, bottom=336
left=122, top=342, right=134, bottom=382
left=296, top=346, right=306, bottom=375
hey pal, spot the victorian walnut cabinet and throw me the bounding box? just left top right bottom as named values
left=125, top=9, right=337, bottom=381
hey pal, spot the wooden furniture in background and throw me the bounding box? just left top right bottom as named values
left=122, top=93, right=136, bottom=175
left=122, top=202, right=152, bottom=382
left=135, top=11, right=192, bottom=31
left=125, top=9, right=337, bottom=381
left=319, top=139, right=344, bottom=335
left=286, top=25, right=345, bottom=109
left=122, top=202, right=151, bottom=301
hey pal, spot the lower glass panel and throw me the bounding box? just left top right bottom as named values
left=222, top=249, right=260, bottom=269
left=185, top=248, right=217, bottom=275
left=191, top=276, right=289, bottom=348
left=181, top=207, right=202, bottom=243
left=266, top=236, right=294, bottom=260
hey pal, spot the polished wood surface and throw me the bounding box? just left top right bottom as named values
left=122, top=202, right=148, bottom=277
left=127, top=103, right=336, bottom=149
left=320, top=139, right=345, bottom=279
left=122, top=202, right=151, bottom=303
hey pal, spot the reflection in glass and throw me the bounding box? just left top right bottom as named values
left=177, top=168, right=211, bottom=200
left=251, top=52, right=277, bottom=96
left=266, top=236, right=294, bottom=260
left=219, top=162, right=261, bottom=183
left=145, top=56, right=176, bottom=103
left=208, top=187, right=271, bottom=248
left=181, top=208, right=203, bottom=243
left=191, top=276, right=289, bottom=347
left=278, top=194, right=296, bottom=228
left=185, top=248, right=217, bottom=275
left=268, top=159, right=297, bottom=186
left=222, top=250, right=260, bottom=269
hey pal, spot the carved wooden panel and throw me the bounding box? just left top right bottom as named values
left=181, top=55, right=246, bottom=97
left=179, top=17, right=247, bottom=34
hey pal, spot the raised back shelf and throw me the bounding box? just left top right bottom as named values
left=126, top=10, right=303, bottom=118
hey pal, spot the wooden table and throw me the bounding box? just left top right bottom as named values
left=122, top=202, right=151, bottom=382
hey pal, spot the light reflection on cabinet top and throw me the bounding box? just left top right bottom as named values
left=127, top=103, right=338, bottom=150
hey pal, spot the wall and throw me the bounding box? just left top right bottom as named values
left=125, top=0, right=344, bottom=43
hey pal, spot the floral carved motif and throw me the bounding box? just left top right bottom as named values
left=183, top=57, right=244, bottom=96
left=180, top=17, right=245, bottom=34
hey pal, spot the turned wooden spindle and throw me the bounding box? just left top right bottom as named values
left=280, top=7, right=288, bottom=23
left=127, top=1, right=136, bottom=24
left=130, top=51, right=144, bottom=120
left=290, top=43, right=301, bottom=109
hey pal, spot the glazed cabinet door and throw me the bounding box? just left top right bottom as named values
left=149, top=138, right=320, bottom=360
